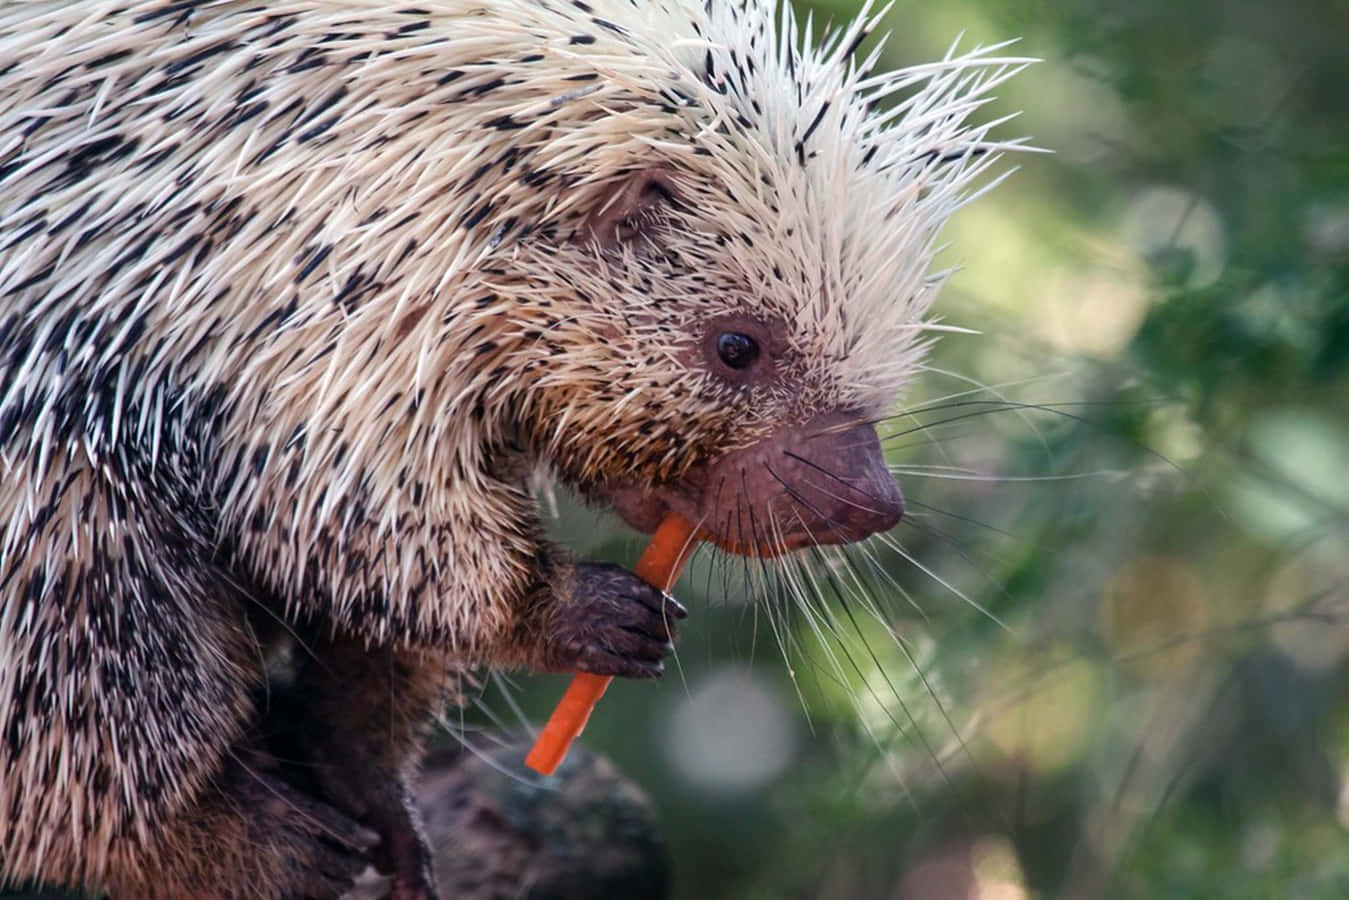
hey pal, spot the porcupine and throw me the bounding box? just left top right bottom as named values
left=0, top=1, right=1026, bottom=897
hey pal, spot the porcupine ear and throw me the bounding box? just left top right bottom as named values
left=583, top=169, right=678, bottom=248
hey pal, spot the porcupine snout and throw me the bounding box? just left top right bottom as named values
left=695, top=411, right=904, bottom=554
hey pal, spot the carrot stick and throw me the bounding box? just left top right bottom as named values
left=525, top=512, right=698, bottom=775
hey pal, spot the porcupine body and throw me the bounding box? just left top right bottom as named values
left=0, top=2, right=1025, bottom=896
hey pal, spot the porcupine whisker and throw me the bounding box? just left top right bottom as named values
left=664, top=510, right=714, bottom=695
left=477, top=671, right=529, bottom=742
left=731, top=482, right=773, bottom=663
left=900, top=496, right=1021, bottom=542
left=763, top=571, right=812, bottom=722
left=882, top=428, right=1000, bottom=457
left=737, top=503, right=770, bottom=635
left=804, top=426, right=922, bottom=458
left=844, top=533, right=934, bottom=624
left=740, top=467, right=778, bottom=561
left=888, top=465, right=1134, bottom=485
left=876, top=403, right=1066, bottom=471
left=796, top=467, right=899, bottom=521
left=819, top=539, right=898, bottom=637
left=760, top=465, right=927, bottom=686
left=857, top=595, right=984, bottom=805
left=450, top=731, right=538, bottom=788
left=762, top=473, right=927, bottom=635
left=893, top=514, right=1024, bottom=612
left=769, top=559, right=818, bottom=723
left=759, top=504, right=813, bottom=712
left=751, top=496, right=802, bottom=688
left=878, top=395, right=1202, bottom=499
left=725, top=470, right=747, bottom=577
left=727, top=501, right=752, bottom=591
left=770, top=515, right=842, bottom=683
left=805, top=540, right=973, bottom=804
left=438, top=672, right=542, bottom=778
left=874, top=530, right=1010, bottom=631
left=783, top=523, right=930, bottom=786
left=742, top=559, right=763, bottom=667
left=885, top=395, right=1167, bottom=425
left=243, top=624, right=275, bottom=713
left=706, top=492, right=734, bottom=612
left=780, top=537, right=841, bottom=673
left=840, top=378, right=1077, bottom=438
left=965, top=594, right=1349, bottom=765
left=762, top=462, right=850, bottom=532
left=877, top=398, right=1166, bottom=449
left=780, top=448, right=897, bottom=514
left=223, top=571, right=339, bottom=682
left=908, top=363, right=1063, bottom=452
left=905, top=365, right=1079, bottom=403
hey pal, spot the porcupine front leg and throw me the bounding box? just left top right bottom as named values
left=277, top=560, right=690, bottom=898
left=267, top=468, right=685, bottom=900
left=276, top=636, right=452, bottom=900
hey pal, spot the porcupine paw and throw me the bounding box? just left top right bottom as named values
left=544, top=562, right=688, bottom=678
left=312, top=763, right=438, bottom=900
left=232, top=768, right=380, bottom=899
left=365, top=803, right=437, bottom=900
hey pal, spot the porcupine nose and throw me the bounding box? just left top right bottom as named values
left=702, top=411, right=904, bottom=553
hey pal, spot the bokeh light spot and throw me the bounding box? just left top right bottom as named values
left=1120, top=186, right=1227, bottom=289
left=981, top=651, right=1099, bottom=774
left=662, top=665, right=797, bottom=792
left=1227, top=410, right=1349, bottom=543
left=1101, top=556, right=1208, bottom=679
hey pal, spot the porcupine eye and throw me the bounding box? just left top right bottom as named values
left=716, top=332, right=760, bottom=369
left=700, top=318, right=776, bottom=386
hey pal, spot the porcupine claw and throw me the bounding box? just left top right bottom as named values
left=538, top=562, right=687, bottom=680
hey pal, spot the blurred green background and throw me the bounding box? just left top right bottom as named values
left=493, top=0, right=1349, bottom=897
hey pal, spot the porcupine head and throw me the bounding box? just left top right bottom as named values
left=201, top=0, right=1028, bottom=658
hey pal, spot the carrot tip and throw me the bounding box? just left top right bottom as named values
left=523, top=743, right=565, bottom=776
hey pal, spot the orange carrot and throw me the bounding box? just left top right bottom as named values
left=525, top=512, right=698, bottom=775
